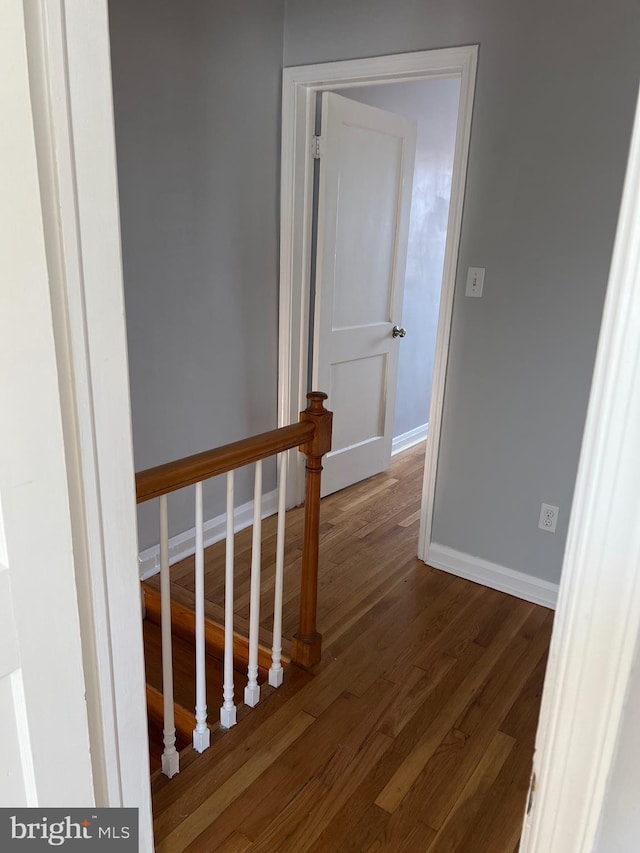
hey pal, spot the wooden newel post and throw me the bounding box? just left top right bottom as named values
left=291, top=391, right=333, bottom=669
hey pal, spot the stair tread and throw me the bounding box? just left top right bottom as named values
left=143, top=619, right=263, bottom=711
left=143, top=577, right=291, bottom=662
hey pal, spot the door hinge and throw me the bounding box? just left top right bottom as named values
left=313, top=135, right=322, bottom=159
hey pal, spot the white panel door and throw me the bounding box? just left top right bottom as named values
left=313, top=92, right=417, bottom=496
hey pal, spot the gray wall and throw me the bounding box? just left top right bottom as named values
left=285, top=0, right=640, bottom=583
left=595, top=631, right=640, bottom=852
left=338, top=79, right=460, bottom=440
left=109, top=0, right=284, bottom=549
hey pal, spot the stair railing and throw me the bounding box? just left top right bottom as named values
left=135, top=392, right=332, bottom=778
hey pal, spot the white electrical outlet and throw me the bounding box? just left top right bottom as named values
left=466, top=266, right=485, bottom=297
left=538, top=503, right=559, bottom=533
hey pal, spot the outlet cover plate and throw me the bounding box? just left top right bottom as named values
left=466, top=266, right=485, bottom=297
left=539, top=503, right=559, bottom=533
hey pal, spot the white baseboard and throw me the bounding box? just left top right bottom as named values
left=392, top=422, right=428, bottom=456
left=427, top=542, right=559, bottom=609
left=138, top=489, right=279, bottom=580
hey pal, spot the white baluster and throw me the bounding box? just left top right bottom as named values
left=159, top=494, right=179, bottom=778
left=244, top=460, right=262, bottom=707
left=269, top=453, right=288, bottom=688
left=220, top=471, right=237, bottom=728
left=193, top=481, right=210, bottom=752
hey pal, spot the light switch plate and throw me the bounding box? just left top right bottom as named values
left=466, top=267, right=485, bottom=297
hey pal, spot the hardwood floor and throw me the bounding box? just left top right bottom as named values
left=150, top=444, right=553, bottom=852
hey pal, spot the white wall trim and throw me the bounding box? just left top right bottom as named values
left=1, top=0, right=95, bottom=807
left=391, top=423, right=429, bottom=456
left=520, top=85, right=640, bottom=852
left=428, top=543, right=558, bottom=610
left=22, top=1, right=153, bottom=846
left=278, top=47, right=478, bottom=515
left=139, top=490, right=279, bottom=580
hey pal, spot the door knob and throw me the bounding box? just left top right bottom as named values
left=392, top=325, right=407, bottom=338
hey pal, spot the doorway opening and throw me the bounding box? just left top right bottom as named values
left=278, top=46, right=478, bottom=559
left=310, top=78, right=461, bottom=498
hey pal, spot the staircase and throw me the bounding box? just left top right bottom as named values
left=135, top=393, right=332, bottom=779
left=142, top=579, right=290, bottom=773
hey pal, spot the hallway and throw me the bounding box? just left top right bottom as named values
left=150, top=444, right=552, bottom=851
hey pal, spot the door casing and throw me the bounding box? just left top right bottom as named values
left=278, top=46, right=478, bottom=558
left=21, top=1, right=153, bottom=846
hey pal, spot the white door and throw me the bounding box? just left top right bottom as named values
left=313, top=92, right=417, bottom=496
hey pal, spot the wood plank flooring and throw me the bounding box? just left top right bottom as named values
left=151, top=444, right=553, bottom=851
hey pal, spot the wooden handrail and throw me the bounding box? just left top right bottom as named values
left=136, top=421, right=315, bottom=503
left=136, top=391, right=333, bottom=676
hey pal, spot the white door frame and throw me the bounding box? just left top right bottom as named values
left=22, top=2, right=153, bottom=848
left=520, top=85, right=640, bottom=852
left=1, top=0, right=95, bottom=808
left=278, top=46, right=478, bottom=561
